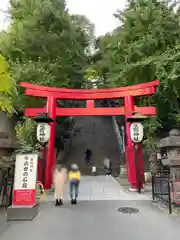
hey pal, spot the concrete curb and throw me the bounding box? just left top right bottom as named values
left=115, top=176, right=152, bottom=194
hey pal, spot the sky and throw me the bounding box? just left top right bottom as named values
left=0, top=0, right=126, bottom=36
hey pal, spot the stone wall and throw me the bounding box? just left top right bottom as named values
left=0, top=111, right=16, bottom=141
left=0, top=111, right=16, bottom=178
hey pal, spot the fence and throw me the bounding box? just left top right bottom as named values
left=152, top=171, right=173, bottom=214
left=0, top=168, right=14, bottom=208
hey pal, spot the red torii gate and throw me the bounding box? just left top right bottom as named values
left=20, top=80, right=159, bottom=190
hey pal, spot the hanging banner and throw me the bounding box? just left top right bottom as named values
left=13, top=153, right=38, bottom=205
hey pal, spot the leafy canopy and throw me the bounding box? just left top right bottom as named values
left=0, top=0, right=94, bottom=152
left=92, top=0, right=180, bottom=150
left=0, top=0, right=94, bottom=112
left=0, top=55, right=16, bottom=114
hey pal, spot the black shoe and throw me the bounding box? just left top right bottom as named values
left=55, top=199, right=60, bottom=206
left=55, top=199, right=63, bottom=206
left=71, top=199, right=77, bottom=204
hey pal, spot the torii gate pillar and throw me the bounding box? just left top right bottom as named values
left=125, top=96, right=144, bottom=190
left=45, top=96, right=56, bottom=189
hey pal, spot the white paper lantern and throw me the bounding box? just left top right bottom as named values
left=130, top=122, right=144, bottom=143
left=37, top=123, right=50, bottom=143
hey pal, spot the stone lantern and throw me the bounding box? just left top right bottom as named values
left=158, top=129, right=180, bottom=180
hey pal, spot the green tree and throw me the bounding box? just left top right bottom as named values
left=0, top=0, right=94, bottom=154
left=0, top=0, right=93, bottom=112
left=0, top=55, right=16, bottom=114
left=93, top=0, right=180, bottom=150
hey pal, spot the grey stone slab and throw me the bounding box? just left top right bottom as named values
left=6, top=204, right=38, bottom=221
left=48, top=176, right=151, bottom=202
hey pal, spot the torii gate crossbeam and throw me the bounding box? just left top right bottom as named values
left=20, top=80, right=159, bottom=190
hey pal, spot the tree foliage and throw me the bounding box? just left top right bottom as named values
left=92, top=0, right=180, bottom=150
left=0, top=0, right=94, bottom=152
left=0, top=55, right=16, bottom=114
left=0, top=0, right=94, bottom=112
left=15, top=117, right=39, bottom=153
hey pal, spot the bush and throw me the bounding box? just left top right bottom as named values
left=15, top=117, right=40, bottom=154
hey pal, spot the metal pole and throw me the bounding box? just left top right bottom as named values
left=152, top=174, right=155, bottom=201
left=168, top=180, right=172, bottom=214
left=134, top=143, right=141, bottom=193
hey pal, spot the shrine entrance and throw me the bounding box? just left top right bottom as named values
left=20, top=80, right=159, bottom=189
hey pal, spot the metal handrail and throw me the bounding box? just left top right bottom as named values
left=112, top=116, right=124, bottom=153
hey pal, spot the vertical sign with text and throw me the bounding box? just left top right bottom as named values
left=13, top=154, right=38, bottom=205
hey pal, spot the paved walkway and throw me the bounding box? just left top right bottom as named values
left=47, top=176, right=151, bottom=201
left=0, top=176, right=180, bottom=240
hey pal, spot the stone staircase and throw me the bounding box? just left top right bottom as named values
left=64, top=116, right=120, bottom=176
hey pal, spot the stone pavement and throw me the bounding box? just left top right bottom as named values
left=47, top=176, right=151, bottom=201
left=0, top=176, right=180, bottom=240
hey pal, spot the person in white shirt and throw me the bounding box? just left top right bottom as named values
left=103, top=158, right=112, bottom=175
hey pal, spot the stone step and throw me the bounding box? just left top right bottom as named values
left=63, top=116, right=120, bottom=175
